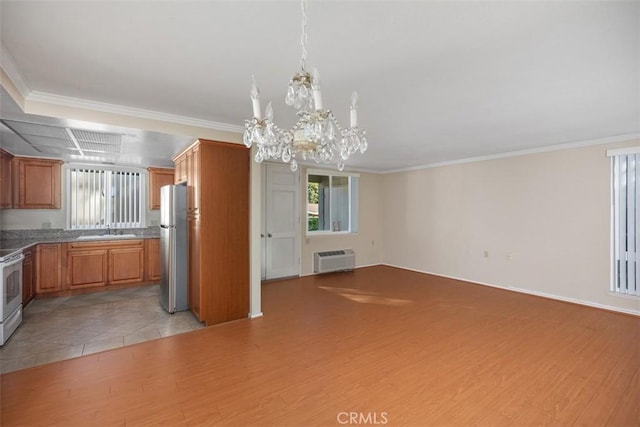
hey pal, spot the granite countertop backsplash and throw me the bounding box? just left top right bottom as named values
left=0, top=227, right=161, bottom=251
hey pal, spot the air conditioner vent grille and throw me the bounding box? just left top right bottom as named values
left=313, top=249, right=355, bottom=273
left=317, top=250, right=346, bottom=257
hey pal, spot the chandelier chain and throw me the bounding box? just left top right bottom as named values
left=300, top=0, right=308, bottom=71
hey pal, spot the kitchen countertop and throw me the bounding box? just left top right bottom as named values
left=0, top=230, right=160, bottom=252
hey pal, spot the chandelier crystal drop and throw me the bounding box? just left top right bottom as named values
left=243, top=0, right=367, bottom=172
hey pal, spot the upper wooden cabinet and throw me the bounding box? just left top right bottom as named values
left=12, top=157, right=62, bottom=209
left=174, top=153, right=187, bottom=184
left=148, top=167, right=175, bottom=210
left=0, top=149, right=14, bottom=209
left=174, top=139, right=249, bottom=326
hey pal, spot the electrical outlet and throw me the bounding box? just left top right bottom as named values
left=371, top=240, right=375, bottom=246
left=507, top=252, right=513, bottom=261
left=483, top=250, right=489, bottom=258
left=42, top=222, right=51, bottom=229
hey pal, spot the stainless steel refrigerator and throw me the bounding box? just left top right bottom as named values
left=160, top=184, right=189, bottom=313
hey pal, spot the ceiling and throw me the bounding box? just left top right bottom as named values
left=0, top=86, right=194, bottom=168
left=1, top=1, right=638, bottom=172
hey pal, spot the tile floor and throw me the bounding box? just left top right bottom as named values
left=0, top=285, right=203, bottom=374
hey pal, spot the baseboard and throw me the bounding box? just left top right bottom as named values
left=248, top=312, right=263, bottom=319
left=382, top=263, right=640, bottom=317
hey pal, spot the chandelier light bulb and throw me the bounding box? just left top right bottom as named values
left=312, top=68, right=323, bottom=111
left=350, top=91, right=358, bottom=128
left=250, top=76, right=262, bottom=120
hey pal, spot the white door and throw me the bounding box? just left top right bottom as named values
left=262, top=164, right=299, bottom=280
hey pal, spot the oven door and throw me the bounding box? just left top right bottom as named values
left=1, top=255, right=24, bottom=321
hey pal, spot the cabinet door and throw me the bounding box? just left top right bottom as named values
left=0, top=149, right=13, bottom=209
left=36, top=244, right=62, bottom=293
left=190, top=145, right=200, bottom=214
left=148, top=168, right=175, bottom=210
left=174, top=154, right=187, bottom=184
left=22, top=247, right=34, bottom=304
left=67, top=250, right=108, bottom=289
left=109, top=247, right=144, bottom=285
left=13, top=158, right=62, bottom=209
left=188, top=216, right=201, bottom=319
left=145, top=238, right=161, bottom=281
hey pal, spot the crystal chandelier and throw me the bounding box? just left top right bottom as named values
left=243, top=0, right=367, bottom=172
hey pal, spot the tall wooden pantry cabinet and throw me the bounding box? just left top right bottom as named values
left=173, top=139, right=250, bottom=326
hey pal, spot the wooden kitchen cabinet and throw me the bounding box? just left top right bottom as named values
left=188, top=145, right=200, bottom=214
left=0, top=149, right=13, bottom=209
left=108, top=243, right=145, bottom=285
left=187, top=216, right=200, bottom=318
left=148, top=167, right=175, bottom=209
left=36, top=243, right=63, bottom=294
left=67, top=249, right=109, bottom=289
left=22, top=246, right=35, bottom=305
left=174, top=139, right=249, bottom=326
left=145, top=238, right=161, bottom=282
left=174, top=153, right=187, bottom=184
left=12, top=157, right=62, bottom=209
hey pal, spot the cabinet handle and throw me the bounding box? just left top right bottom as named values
left=260, top=233, right=264, bottom=238
left=268, top=233, right=272, bottom=238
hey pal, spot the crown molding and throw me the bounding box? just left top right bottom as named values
left=27, top=90, right=245, bottom=133
left=0, top=44, right=31, bottom=99
left=381, top=133, right=640, bottom=174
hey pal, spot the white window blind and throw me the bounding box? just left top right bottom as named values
left=611, top=153, right=640, bottom=296
left=68, top=166, right=144, bottom=230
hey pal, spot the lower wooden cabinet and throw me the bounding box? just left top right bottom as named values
left=109, top=246, right=144, bottom=285
left=67, top=249, right=108, bottom=289
left=33, top=238, right=161, bottom=297
left=22, top=246, right=35, bottom=304
left=145, top=238, right=161, bottom=281
left=36, top=243, right=63, bottom=294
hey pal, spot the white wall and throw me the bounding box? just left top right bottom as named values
left=381, top=140, right=640, bottom=314
left=300, top=167, right=384, bottom=275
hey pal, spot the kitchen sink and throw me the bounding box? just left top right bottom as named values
left=76, top=234, right=138, bottom=240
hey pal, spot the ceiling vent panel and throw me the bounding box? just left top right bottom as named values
left=70, top=129, right=123, bottom=145
left=79, top=142, right=122, bottom=154
left=22, top=135, right=77, bottom=150
left=2, top=120, right=71, bottom=140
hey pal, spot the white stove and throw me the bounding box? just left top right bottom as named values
left=0, top=248, right=23, bottom=346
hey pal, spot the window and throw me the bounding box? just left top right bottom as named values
left=307, top=170, right=358, bottom=234
left=67, top=166, right=145, bottom=229
left=610, top=149, right=640, bottom=296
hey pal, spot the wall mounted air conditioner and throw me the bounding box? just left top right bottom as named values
left=313, top=249, right=355, bottom=274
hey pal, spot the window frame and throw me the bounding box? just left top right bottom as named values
left=607, top=147, right=640, bottom=298
left=65, top=163, right=146, bottom=230
left=306, top=168, right=359, bottom=236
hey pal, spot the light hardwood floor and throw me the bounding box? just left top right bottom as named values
left=1, top=266, right=638, bottom=426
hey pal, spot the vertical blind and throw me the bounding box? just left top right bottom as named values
left=612, top=153, right=640, bottom=296
left=68, top=167, right=143, bottom=229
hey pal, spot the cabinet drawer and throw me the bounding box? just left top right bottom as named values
left=67, top=239, right=144, bottom=250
